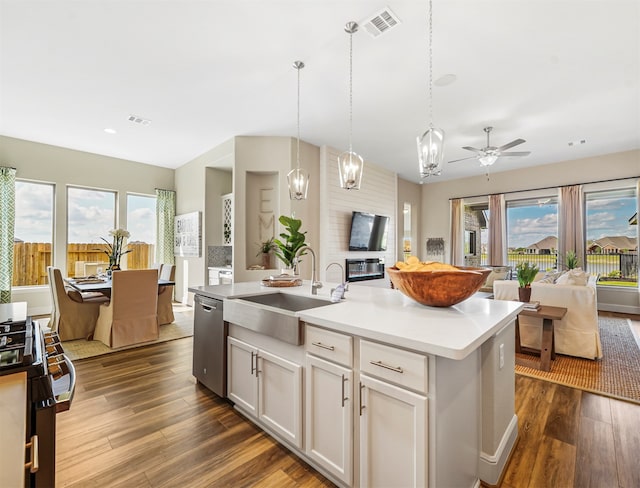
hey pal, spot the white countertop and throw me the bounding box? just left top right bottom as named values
left=188, top=281, right=523, bottom=360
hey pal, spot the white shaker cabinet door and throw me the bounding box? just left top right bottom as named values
left=305, top=354, right=353, bottom=485
left=359, top=374, right=428, bottom=488
left=227, top=337, right=258, bottom=417
left=257, top=348, right=303, bottom=449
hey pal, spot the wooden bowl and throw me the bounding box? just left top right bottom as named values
left=387, top=266, right=492, bottom=307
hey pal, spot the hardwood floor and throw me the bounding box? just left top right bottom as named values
left=57, top=315, right=640, bottom=488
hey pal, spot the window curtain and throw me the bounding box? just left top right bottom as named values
left=450, top=198, right=464, bottom=265
left=488, top=194, right=506, bottom=266
left=0, top=167, right=16, bottom=303
left=155, top=189, right=176, bottom=265
left=558, top=185, right=585, bottom=270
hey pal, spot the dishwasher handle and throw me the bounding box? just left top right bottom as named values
left=195, top=295, right=223, bottom=312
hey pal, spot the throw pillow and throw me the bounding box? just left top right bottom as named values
left=556, top=267, right=589, bottom=286
left=539, top=270, right=564, bottom=284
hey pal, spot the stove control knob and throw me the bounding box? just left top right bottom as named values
left=47, top=355, right=69, bottom=379
left=44, top=333, right=61, bottom=345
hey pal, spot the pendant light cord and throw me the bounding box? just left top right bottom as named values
left=297, top=62, right=301, bottom=169
left=428, top=0, right=434, bottom=129
left=348, top=28, right=354, bottom=153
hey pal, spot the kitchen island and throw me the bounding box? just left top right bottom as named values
left=189, top=281, right=522, bottom=488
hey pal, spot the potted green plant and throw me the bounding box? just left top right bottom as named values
left=515, top=261, right=539, bottom=302
left=273, top=215, right=307, bottom=274
left=256, top=237, right=276, bottom=269
left=565, top=250, right=579, bottom=270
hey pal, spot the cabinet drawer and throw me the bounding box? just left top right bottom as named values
left=360, top=340, right=428, bottom=393
left=305, top=325, right=352, bottom=367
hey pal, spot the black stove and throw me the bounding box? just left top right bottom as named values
left=0, top=302, right=75, bottom=487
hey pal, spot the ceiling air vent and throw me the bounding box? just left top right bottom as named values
left=127, top=114, right=151, bottom=126
left=361, top=7, right=401, bottom=38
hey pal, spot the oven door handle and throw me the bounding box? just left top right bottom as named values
left=55, top=354, right=76, bottom=413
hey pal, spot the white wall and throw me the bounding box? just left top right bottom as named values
left=174, top=138, right=234, bottom=303
left=232, top=136, right=320, bottom=283
left=319, top=146, right=397, bottom=284
left=421, top=149, right=640, bottom=313
left=397, top=178, right=422, bottom=262
left=1, top=135, right=174, bottom=315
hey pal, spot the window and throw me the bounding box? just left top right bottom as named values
left=67, top=187, right=116, bottom=276
left=585, top=188, right=637, bottom=286
left=13, top=181, right=54, bottom=286
left=127, top=194, right=157, bottom=269
left=464, top=204, right=488, bottom=266
left=506, top=197, right=558, bottom=271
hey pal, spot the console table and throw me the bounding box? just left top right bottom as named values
left=516, top=305, right=568, bottom=372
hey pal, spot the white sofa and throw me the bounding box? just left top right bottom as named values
left=493, top=274, right=601, bottom=359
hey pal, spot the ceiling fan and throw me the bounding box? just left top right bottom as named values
left=448, top=126, right=531, bottom=166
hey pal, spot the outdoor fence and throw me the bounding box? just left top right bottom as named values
left=480, top=251, right=638, bottom=285
left=12, top=242, right=155, bottom=286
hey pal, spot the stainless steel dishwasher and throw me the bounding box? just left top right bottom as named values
left=193, top=295, right=227, bottom=397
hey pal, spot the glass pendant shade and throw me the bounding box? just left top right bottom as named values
left=287, top=167, right=309, bottom=200
left=478, top=154, right=498, bottom=166
left=417, top=126, right=445, bottom=177
left=338, top=151, right=364, bottom=190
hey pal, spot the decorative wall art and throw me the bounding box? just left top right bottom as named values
left=426, top=237, right=445, bottom=262
left=174, top=211, right=202, bottom=257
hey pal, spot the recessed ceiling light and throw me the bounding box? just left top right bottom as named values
left=434, top=74, right=457, bottom=86
left=104, top=128, right=117, bottom=134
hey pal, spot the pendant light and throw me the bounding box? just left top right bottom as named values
left=287, top=60, right=309, bottom=200
left=338, top=21, right=364, bottom=190
left=417, top=0, right=445, bottom=179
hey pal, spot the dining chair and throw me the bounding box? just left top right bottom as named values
left=157, top=263, right=176, bottom=325
left=47, top=266, right=106, bottom=341
left=93, top=269, right=159, bottom=348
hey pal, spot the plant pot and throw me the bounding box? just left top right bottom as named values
left=518, top=286, right=532, bottom=303
left=261, top=252, right=271, bottom=269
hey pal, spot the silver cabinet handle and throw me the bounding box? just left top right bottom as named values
left=250, top=351, right=256, bottom=375
left=370, top=360, right=404, bottom=374
left=312, top=341, right=335, bottom=351
left=341, top=374, right=349, bottom=408
left=359, top=382, right=365, bottom=416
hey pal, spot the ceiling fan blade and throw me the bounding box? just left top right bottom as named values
left=500, top=151, right=531, bottom=157
left=497, top=138, right=526, bottom=151
left=447, top=156, right=476, bottom=164
left=462, top=146, right=483, bottom=153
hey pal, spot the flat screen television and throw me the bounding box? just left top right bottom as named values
left=348, top=211, right=389, bottom=251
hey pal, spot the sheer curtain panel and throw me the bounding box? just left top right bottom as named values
left=450, top=199, right=464, bottom=265
left=558, top=185, right=585, bottom=270
left=155, top=189, right=176, bottom=266
left=0, top=167, right=16, bottom=303
left=488, top=194, right=506, bottom=266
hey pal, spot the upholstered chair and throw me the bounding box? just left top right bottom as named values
left=157, top=263, right=176, bottom=325
left=48, top=266, right=106, bottom=341
left=93, top=269, right=159, bottom=348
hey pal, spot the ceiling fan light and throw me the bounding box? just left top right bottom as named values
left=478, top=154, right=498, bottom=166
left=417, top=126, right=445, bottom=178
left=338, top=150, right=364, bottom=190
left=287, top=167, right=309, bottom=200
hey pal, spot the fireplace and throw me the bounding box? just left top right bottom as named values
left=345, top=258, right=385, bottom=282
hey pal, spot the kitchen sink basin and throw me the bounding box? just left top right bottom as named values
left=237, top=292, right=331, bottom=312
left=223, top=292, right=333, bottom=345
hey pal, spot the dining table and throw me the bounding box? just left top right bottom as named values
left=65, top=276, right=175, bottom=295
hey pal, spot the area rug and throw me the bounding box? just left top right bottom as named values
left=60, top=308, right=194, bottom=361
left=515, top=317, right=640, bottom=405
